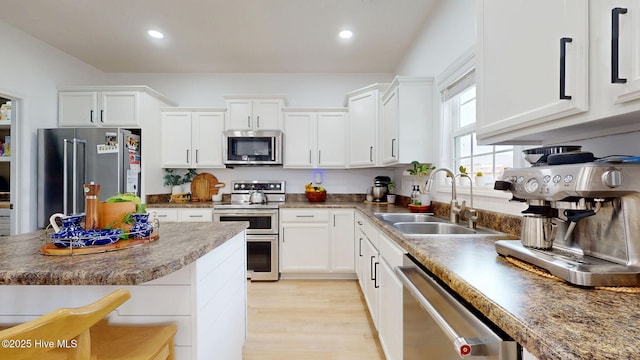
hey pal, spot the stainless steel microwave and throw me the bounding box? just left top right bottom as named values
left=223, top=130, right=282, bottom=166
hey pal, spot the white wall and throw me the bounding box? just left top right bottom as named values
left=0, top=21, right=106, bottom=233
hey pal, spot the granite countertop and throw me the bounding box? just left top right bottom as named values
left=281, top=200, right=639, bottom=360
left=0, top=222, right=248, bottom=286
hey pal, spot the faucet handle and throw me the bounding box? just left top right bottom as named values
left=458, top=200, right=467, bottom=215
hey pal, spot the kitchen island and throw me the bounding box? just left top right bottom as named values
left=0, top=221, right=248, bottom=360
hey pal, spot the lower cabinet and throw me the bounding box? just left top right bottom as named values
left=279, top=208, right=355, bottom=277
left=355, top=212, right=406, bottom=360
left=151, top=208, right=213, bottom=223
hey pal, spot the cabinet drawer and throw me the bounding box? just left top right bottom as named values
left=280, top=209, right=329, bottom=223
left=178, top=209, right=212, bottom=222
left=153, top=209, right=178, bottom=222
left=378, top=233, right=406, bottom=268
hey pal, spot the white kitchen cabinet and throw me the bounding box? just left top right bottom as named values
left=160, top=109, right=225, bottom=168
left=151, top=208, right=212, bottom=223
left=380, top=77, right=434, bottom=165
left=282, top=109, right=347, bottom=168
left=362, top=236, right=380, bottom=328
left=58, top=86, right=175, bottom=128
left=329, top=209, right=355, bottom=272
left=225, top=96, right=286, bottom=130
left=476, top=0, right=589, bottom=144
left=280, top=209, right=355, bottom=277
left=345, top=84, right=389, bottom=167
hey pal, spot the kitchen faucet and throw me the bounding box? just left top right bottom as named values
left=426, top=168, right=464, bottom=224
left=456, top=173, right=478, bottom=229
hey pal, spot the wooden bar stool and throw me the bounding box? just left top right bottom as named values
left=0, top=289, right=177, bottom=360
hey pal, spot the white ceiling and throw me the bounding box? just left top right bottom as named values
left=0, top=0, right=437, bottom=73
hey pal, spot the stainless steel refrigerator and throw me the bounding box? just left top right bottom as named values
left=37, top=128, right=141, bottom=228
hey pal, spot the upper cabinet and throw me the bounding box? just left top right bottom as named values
left=283, top=109, right=348, bottom=168
left=58, top=86, right=176, bottom=128
left=345, top=84, right=389, bottom=167
left=478, top=1, right=640, bottom=144
left=161, top=108, right=225, bottom=168
left=224, top=96, right=286, bottom=130
left=476, top=0, right=589, bottom=144
left=380, top=77, right=434, bottom=165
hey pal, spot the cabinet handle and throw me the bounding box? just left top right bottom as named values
left=257, top=116, right=260, bottom=128
left=186, top=149, right=189, bottom=163
left=612, top=7, right=628, bottom=84
left=357, top=221, right=363, bottom=225
left=369, top=146, right=374, bottom=162
left=90, top=110, right=94, bottom=123
left=195, top=149, right=199, bottom=164
left=359, top=237, right=363, bottom=257
left=100, top=109, right=104, bottom=123
left=158, top=214, right=168, bottom=218
left=247, top=116, right=251, bottom=128
left=309, top=150, right=312, bottom=164
left=559, top=37, right=573, bottom=100
left=370, top=256, right=375, bottom=281
left=374, top=262, right=379, bottom=288
left=189, top=214, right=204, bottom=218
left=296, top=215, right=315, bottom=218
left=318, top=150, right=322, bottom=164
left=391, top=138, right=396, bottom=158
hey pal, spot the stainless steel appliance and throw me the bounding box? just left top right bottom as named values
left=37, top=128, right=141, bottom=228
left=372, top=175, right=390, bottom=202
left=494, top=161, right=640, bottom=286
left=397, top=254, right=518, bottom=360
left=213, top=180, right=285, bottom=281
left=223, top=130, right=282, bottom=166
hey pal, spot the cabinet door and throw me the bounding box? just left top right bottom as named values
left=280, top=223, right=330, bottom=272
left=378, top=257, right=403, bottom=360
left=595, top=1, right=640, bottom=105
left=192, top=112, right=225, bottom=168
left=283, top=112, right=314, bottom=168
left=100, top=91, right=139, bottom=127
left=477, top=0, right=588, bottom=143
left=226, top=100, right=253, bottom=130
left=362, top=237, right=379, bottom=328
left=317, top=112, right=347, bottom=168
left=380, top=88, right=399, bottom=164
left=59, top=92, right=98, bottom=127
left=348, top=91, right=378, bottom=166
left=330, top=210, right=354, bottom=272
left=161, top=112, right=192, bottom=167
left=253, top=99, right=283, bottom=130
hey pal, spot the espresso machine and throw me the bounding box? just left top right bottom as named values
left=494, top=161, right=640, bottom=287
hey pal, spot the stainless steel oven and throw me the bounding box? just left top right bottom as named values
left=397, top=254, right=518, bottom=360
left=213, top=180, right=285, bottom=281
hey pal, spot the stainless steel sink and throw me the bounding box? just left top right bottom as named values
left=393, top=222, right=478, bottom=235
left=374, top=213, right=445, bottom=223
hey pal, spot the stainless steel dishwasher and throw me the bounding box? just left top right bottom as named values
left=396, top=255, right=518, bottom=359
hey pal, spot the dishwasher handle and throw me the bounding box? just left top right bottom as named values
left=396, top=265, right=487, bottom=357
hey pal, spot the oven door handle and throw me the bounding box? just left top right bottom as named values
left=396, top=266, right=487, bottom=357
left=215, top=209, right=279, bottom=217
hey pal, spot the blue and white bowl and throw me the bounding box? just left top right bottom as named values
left=51, top=228, right=122, bottom=248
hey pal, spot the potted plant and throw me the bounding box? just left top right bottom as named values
left=407, top=161, right=435, bottom=194
left=164, top=169, right=198, bottom=195
left=181, top=169, right=198, bottom=193
left=386, top=181, right=396, bottom=204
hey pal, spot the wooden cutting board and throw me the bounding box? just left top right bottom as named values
left=190, top=173, right=225, bottom=201
left=40, top=232, right=159, bottom=256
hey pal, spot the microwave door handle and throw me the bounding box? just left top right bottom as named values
left=271, top=137, right=275, bottom=161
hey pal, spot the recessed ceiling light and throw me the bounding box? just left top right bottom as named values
left=147, top=30, right=164, bottom=39
left=339, top=30, right=353, bottom=39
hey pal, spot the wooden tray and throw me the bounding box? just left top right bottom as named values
left=40, top=232, right=159, bottom=256
left=190, top=173, right=225, bottom=202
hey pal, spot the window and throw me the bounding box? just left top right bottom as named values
left=442, top=76, right=514, bottom=188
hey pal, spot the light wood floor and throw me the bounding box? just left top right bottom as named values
left=243, top=279, right=385, bottom=360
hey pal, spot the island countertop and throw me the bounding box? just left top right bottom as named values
left=0, top=222, right=248, bottom=286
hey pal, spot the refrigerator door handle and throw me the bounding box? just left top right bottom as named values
left=63, top=138, right=69, bottom=215
left=66, top=138, right=87, bottom=214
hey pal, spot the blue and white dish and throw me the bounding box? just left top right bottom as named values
left=130, top=213, right=153, bottom=239
left=50, top=228, right=122, bottom=248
